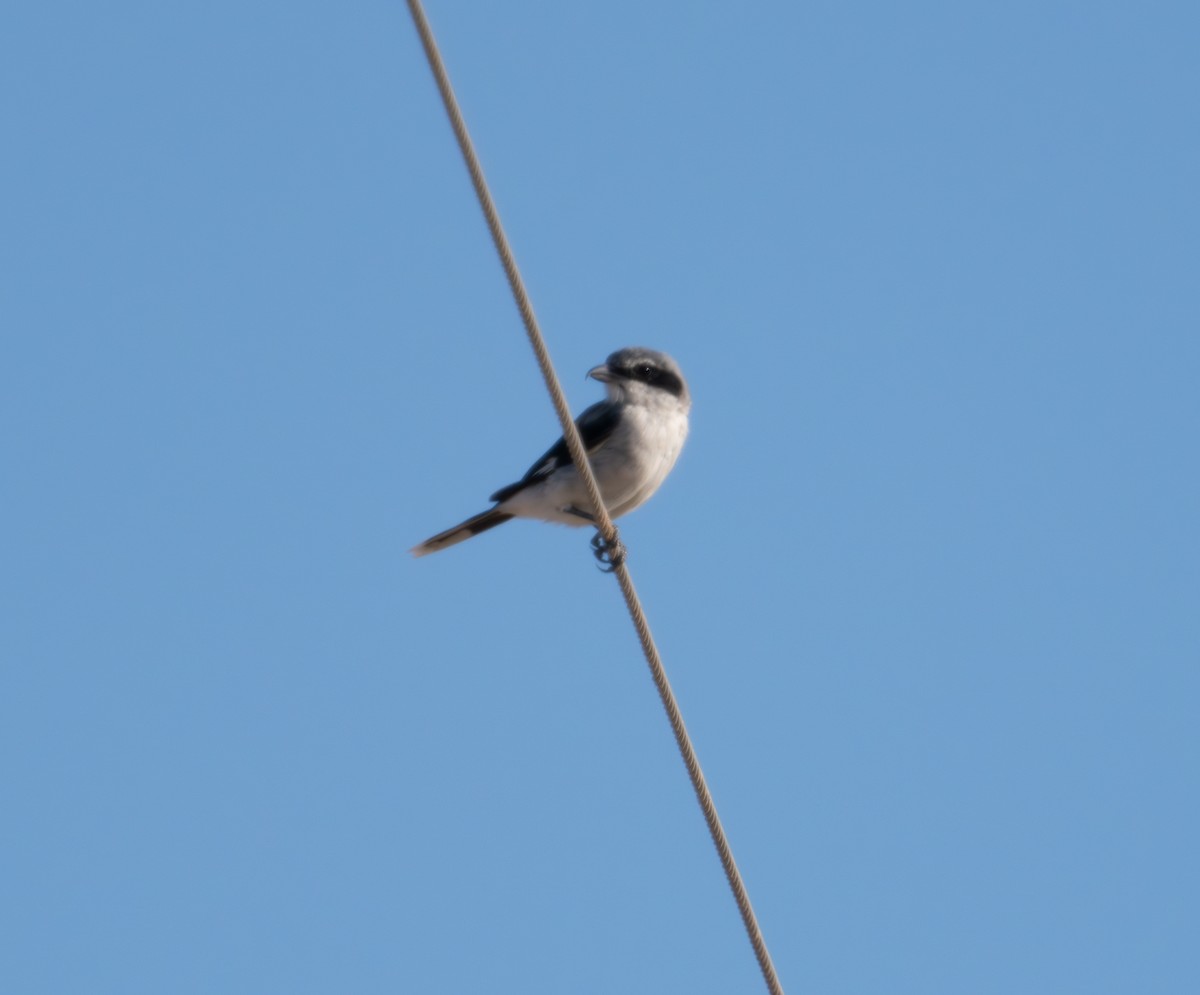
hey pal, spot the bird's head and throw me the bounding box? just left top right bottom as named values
left=588, top=347, right=690, bottom=409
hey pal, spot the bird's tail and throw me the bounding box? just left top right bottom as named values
left=410, top=508, right=515, bottom=557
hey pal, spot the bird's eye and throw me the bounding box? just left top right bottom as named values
left=638, top=364, right=658, bottom=382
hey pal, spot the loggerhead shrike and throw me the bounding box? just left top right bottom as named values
left=411, top=347, right=690, bottom=562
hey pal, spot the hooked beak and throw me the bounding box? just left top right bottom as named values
left=587, top=363, right=616, bottom=383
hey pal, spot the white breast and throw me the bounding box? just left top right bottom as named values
left=499, top=395, right=690, bottom=526
left=595, top=401, right=689, bottom=518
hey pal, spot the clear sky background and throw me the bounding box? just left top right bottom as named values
left=3, top=2, right=1198, bottom=992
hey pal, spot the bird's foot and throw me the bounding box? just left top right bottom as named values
left=591, top=529, right=626, bottom=572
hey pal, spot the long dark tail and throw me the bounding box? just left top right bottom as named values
left=410, top=508, right=514, bottom=557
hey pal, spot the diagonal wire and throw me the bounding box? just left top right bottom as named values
left=405, top=4, right=784, bottom=993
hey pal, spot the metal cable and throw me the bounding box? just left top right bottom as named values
left=405, top=4, right=784, bottom=993
left=405, top=0, right=615, bottom=548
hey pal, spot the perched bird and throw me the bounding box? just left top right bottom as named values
left=411, top=347, right=690, bottom=563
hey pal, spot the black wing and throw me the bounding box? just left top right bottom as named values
left=489, top=402, right=622, bottom=504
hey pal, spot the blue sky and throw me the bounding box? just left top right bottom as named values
left=3, top=2, right=1198, bottom=992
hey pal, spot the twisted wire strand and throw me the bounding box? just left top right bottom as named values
left=613, top=565, right=783, bottom=995
left=406, top=4, right=783, bottom=992
left=405, top=0, right=615, bottom=547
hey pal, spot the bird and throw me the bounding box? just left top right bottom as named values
left=411, top=347, right=690, bottom=565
